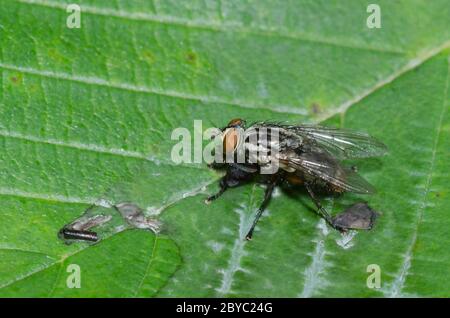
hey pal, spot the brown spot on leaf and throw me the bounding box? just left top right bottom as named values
left=186, top=51, right=198, bottom=65
left=141, top=50, right=156, bottom=64
left=10, top=74, right=22, bottom=85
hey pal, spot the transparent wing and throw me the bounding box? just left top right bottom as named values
left=286, top=125, right=388, bottom=159
left=283, top=150, right=376, bottom=194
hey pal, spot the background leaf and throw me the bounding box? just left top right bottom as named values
left=0, top=0, right=449, bottom=297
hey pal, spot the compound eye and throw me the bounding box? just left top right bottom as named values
left=223, top=128, right=239, bottom=153
left=227, top=118, right=243, bottom=127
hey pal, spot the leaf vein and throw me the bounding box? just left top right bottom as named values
left=133, top=235, right=158, bottom=297
left=317, top=40, right=450, bottom=122
left=0, top=127, right=203, bottom=170
left=0, top=63, right=307, bottom=115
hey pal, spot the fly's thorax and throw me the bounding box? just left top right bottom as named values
left=244, top=127, right=281, bottom=171
left=281, top=134, right=304, bottom=149
left=220, top=125, right=282, bottom=171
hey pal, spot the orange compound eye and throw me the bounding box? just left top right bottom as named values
left=223, top=128, right=239, bottom=153
left=227, top=118, right=244, bottom=127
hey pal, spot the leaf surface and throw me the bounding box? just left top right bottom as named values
left=0, top=0, right=449, bottom=297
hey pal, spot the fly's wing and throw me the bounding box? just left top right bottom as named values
left=285, top=125, right=388, bottom=159
left=282, top=149, right=376, bottom=194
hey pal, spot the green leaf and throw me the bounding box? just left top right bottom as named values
left=1, top=231, right=181, bottom=297
left=0, top=0, right=449, bottom=297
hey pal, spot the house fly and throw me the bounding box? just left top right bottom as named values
left=206, top=118, right=388, bottom=240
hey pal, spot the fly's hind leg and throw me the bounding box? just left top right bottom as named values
left=304, top=182, right=340, bottom=230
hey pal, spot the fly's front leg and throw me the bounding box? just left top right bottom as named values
left=205, top=165, right=255, bottom=205
left=304, top=182, right=338, bottom=230
left=204, top=178, right=228, bottom=204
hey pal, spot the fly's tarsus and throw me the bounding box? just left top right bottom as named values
left=205, top=183, right=227, bottom=205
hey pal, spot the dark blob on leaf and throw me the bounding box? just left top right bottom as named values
left=332, top=202, right=378, bottom=230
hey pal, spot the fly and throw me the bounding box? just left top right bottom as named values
left=206, top=118, right=388, bottom=240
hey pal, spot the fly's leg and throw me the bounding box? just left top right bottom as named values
left=304, top=182, right=338, bottom=229
left=205, top=178, right=228, bottom=204
left=205, top=165, right=255, bottom=205
left=245, top=180, right=277, bottom=240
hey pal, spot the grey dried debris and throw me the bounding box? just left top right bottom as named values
left=115, top=202, right=161, bottom=233
left=58, top=202, right=161, bottom=244
left=332, top=202, right=378, bottom=231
